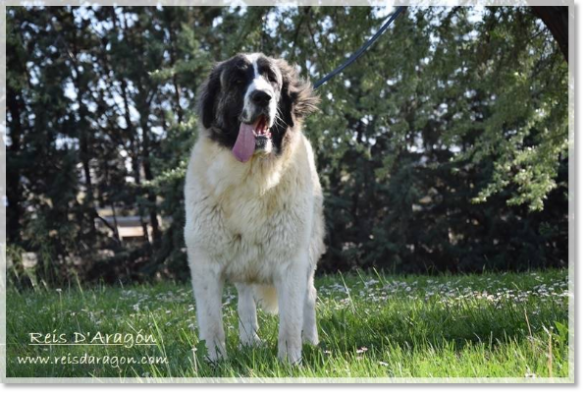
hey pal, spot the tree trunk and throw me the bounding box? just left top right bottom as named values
left=6, top=86, right=24, bottom=243
left=531, top=6, right=568, bottom=62
left=69, top=11, right=97, bottom=238
left=139, top=105, right=162, bottom=245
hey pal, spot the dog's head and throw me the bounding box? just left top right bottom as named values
left=197, top=53, right=319, bottom=162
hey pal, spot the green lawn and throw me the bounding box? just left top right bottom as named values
left=6, top=270, right=570, bottom=380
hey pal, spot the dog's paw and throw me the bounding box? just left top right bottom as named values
left=198, top=339, right=227, bottom=364
left=238, top=334, right=264, bottom=349
left=278, top=342, right=302, bottom=365
left=302, top=331, right=319, bottom=346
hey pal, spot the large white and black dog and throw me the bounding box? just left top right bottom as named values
left=184, top=53, right=325, bottom=363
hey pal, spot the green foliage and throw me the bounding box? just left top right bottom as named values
left=6, top=6, right=568, bottom=284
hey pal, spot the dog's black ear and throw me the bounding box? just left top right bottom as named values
left=276, top=59, right=320, bottom=127
left=197, top=63, right=223, bottom=129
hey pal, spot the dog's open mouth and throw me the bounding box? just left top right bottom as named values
left=252, top=115, right=271, bottom=138
left=232, top=115, right=272, bottom=163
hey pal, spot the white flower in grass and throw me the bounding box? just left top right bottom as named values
left=379, top=361, right=389, bottom=367
left=364, top=279, right=379, bottom=288
left=356, top=346, right=368, bottom=354
left=56, top=288, right=62, bottom=293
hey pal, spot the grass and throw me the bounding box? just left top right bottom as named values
left=6, top=270, right=570, bottom=380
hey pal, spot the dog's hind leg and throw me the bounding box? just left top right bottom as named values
left=302, top=274, right=319, bottom=345
left=190, top=253, right=227, bottom=362
left=235, top=283, right=262, bottom=347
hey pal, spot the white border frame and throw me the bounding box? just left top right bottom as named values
left=0, top=0, right=576, bottom=384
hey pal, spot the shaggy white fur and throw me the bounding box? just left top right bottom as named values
left=184, top=120, right=325, bottom=363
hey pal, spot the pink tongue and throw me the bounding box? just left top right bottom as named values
left=232, top=122, right=256, bottom=162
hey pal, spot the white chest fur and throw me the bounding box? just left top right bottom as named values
left=184, top=133, right=315, bottom=284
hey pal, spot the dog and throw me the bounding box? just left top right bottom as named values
left=184, top=53, right=325, bottom=364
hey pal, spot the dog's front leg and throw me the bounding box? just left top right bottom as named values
left=235, top=283, right=262, bottom=347
left=190, top=257, right=226, bottom=362
left=275, top=254, right=309, bottom=364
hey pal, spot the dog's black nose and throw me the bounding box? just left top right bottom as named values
left=250, top=90, right=272, bottom=106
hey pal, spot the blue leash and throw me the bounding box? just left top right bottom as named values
left=313, top=6, right=407, bottom=89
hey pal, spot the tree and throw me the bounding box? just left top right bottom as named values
left=6, top=5, right=569, bottom=285
left=532, top=6, right=568, bottom=62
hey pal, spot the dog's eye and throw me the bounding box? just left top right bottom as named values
left=234, top=78, right=245, bottom=85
